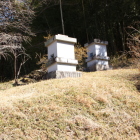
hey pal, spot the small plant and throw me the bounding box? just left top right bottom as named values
left=74, top=43, right=87, bottom=71
left=110, top=51, right=130, bottom=68
left=43, top=34, right=53, bottom=41
left=36, top=53, right=48, bottom=70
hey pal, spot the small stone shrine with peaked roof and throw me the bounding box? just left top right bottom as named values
left=85, top=39, right=110, bottom=71
left=44, top=34, right=81, bottom=79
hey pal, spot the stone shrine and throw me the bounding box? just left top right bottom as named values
left=44, top=34, right=81, bottom=79
left=85, top=39, right=110, bottom=71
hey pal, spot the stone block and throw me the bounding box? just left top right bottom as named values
left=47, top=71, right=82, bottom=79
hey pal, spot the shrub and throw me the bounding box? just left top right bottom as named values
left=127, top=22, right=140, bottom=70
left=74, top=43, right=87, bottom=71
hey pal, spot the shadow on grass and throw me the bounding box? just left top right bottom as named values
left=135, top=126, right=140, bottom=134
left=127, top=73, right=140, bottom=92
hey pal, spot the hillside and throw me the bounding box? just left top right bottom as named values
left=0, top=69, right=140, bottom=140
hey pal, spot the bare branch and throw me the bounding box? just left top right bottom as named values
left=127, top=22, right=140, bottom=59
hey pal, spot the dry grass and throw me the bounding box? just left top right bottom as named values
left=0, top=69, right=140, bottom=139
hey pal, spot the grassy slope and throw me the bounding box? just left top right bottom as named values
left=0, top=69, right=140, bottom=140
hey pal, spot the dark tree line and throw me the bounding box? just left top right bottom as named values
left=0, top=0, right=140, bottom=81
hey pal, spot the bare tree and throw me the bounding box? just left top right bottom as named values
left=0, top=32, right=31, bottom=85
left=0, top=0, right=35, bottom=48
left=0, top=0, right=34, bottom=84
left=127, top=23, right=140, bottom=57
left=10, top=47, right=31, bottom=85
left=127, top=22, right=140, bottom=68
left=0, top=0, right=34, bottom=35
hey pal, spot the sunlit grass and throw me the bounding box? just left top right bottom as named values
left=0, top=69, right=140, bottom=139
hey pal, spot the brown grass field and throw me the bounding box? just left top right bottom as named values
left=0, top=69, right=140, bottom=140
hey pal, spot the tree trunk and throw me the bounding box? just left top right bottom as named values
left=82, top=0, right=89, bottom=42
left=14, top=52, right=18, bottom=85
left=60, top=0, right=65, bottom=34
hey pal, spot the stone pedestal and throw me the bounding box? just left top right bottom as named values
left=47, top=71, right=82, bottom=79
left=85, top=39, right=110, bottom=71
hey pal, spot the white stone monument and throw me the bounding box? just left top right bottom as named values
left=85, top=39, right=110, bottom=71
left=44, top=34, right=81, bottom=79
